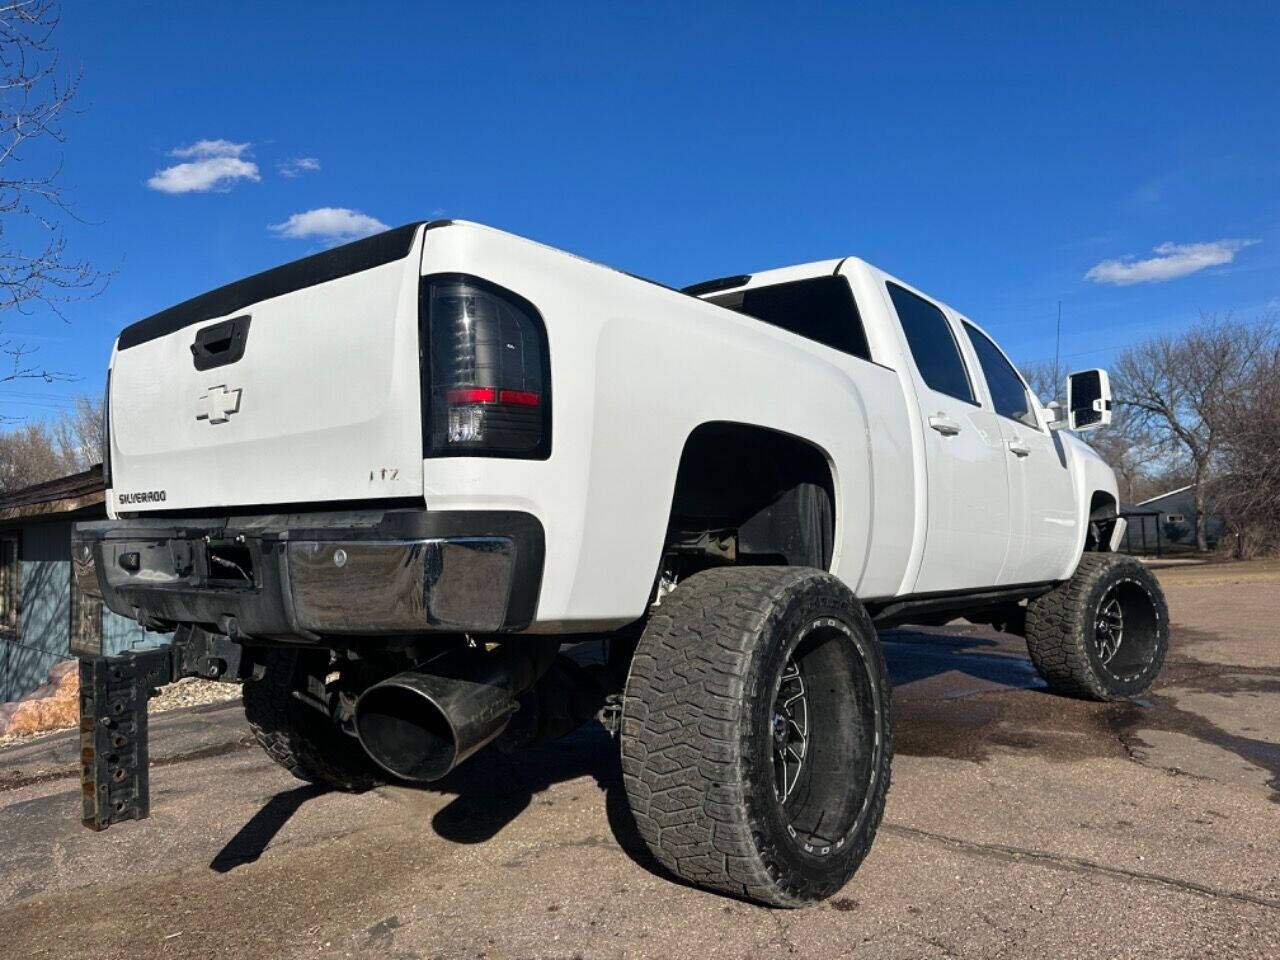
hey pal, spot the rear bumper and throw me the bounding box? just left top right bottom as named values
left=72, top=508, right=544, bottom=645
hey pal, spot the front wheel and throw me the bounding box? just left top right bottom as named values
left=1025, top=553, right=1169, bottom=700
left=620, top=566, right=892, bottom=908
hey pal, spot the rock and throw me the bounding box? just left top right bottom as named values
left=0, top=659, right=80, bottom=738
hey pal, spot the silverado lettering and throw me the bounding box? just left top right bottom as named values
left=117, top=490, right=167, bottom=504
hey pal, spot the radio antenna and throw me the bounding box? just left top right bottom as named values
left=1054, top=300, right=1063, bottom=404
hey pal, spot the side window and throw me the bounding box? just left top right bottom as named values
left=69, top=566, right=103, bottom=651
left=962, top=322, right=1039, bottom=429
left=885, top=283, right=974, bottom=403
left=0, top=535, right=17, bottom=637
left=710, top=276, right=872, bottom=361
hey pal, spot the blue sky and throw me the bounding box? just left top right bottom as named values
left=2, top=0, right=1277, bottom=423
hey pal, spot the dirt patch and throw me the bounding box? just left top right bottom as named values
left=1153, top=557, right=1280, bottom=588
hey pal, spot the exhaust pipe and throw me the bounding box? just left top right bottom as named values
left=354, top=642, right=553, bottom=782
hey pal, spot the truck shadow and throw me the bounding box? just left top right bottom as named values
left=879, top=626, right=1045, bottom=692
left=208, top=626, right=1049, bottom=879
left=428, top=725, right=670, bottom=875
left=210, top=782, right=329, bottom=872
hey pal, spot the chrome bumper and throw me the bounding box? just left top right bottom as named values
left=287, top=537, right=516, bottom=634
left=71, top=509, right=544, bottom=643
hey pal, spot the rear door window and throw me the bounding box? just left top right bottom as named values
left=962, top=321, right=1040, bottom=428
left=885, top=283, right=974, bottom=403
left=710, top=276, right=871, bottom=361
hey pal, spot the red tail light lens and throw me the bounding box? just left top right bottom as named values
left=422, top=275, right=550, bottom=458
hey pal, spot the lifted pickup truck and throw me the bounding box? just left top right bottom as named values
left=73, top=220, right=1168, bottom=907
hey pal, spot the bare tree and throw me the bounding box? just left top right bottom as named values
left=0, top=390, right=99, bottom=491
left=0, top=418, right=61, bottom=489
left=1112, top=314, right=1276, bottom=552
left=0, top=1, right=107, bottom=391
left=1020, top=359, right=1065, bottom=408
left=1212, top=332, right=1280, bottom=557
left=52, top=391, right=99, bottom=464
left=1021, top=358, right=1154, bottom=503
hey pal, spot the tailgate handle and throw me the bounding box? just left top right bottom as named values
left=191, top=315, right=251, bottom=371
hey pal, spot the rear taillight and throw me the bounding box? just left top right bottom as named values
left=422, top=275, right=550, bottom=458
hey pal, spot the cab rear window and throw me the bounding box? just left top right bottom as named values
left=709, top=276, right=872, bottom=361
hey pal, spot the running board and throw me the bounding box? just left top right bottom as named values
left=867, top=581, right=1055, bottom=629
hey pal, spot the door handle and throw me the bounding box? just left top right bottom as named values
left=1007, top=438, right=1031, bottom=457
left=928, top=414, right=962, bottom=436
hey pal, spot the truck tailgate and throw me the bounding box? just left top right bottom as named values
left=108, top=224, right=426, bottom=513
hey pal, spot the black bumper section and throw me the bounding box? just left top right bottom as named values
left=72, top=508, right=545, bottom=643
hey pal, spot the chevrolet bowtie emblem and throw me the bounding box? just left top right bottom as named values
left=196, top=385, right=242, bottom=424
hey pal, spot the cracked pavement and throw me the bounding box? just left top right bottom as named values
left=0, top=561, right=1277, bottom=959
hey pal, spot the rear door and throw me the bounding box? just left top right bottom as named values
left=108, top=224, right=427, bottom=513
left=959, top=321, right=1078, bottom=582
left=884, top=283, right=1013, bottom=593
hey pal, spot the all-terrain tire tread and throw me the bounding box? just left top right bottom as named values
left=242, top=648, right=380, bottom=791
left=620, top=566, right=891, bottom=908
left=1025, top=552, right=1168, bottom=701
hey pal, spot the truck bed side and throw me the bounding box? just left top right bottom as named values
left=419, top=224, right=919, bottom=630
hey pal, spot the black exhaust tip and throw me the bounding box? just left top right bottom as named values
left=355, top=669, right=517, bottom=782
left=356, top=685, right=458, bottom=781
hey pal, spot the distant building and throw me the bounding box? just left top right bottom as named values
left=1121, top=484, right=1225, bottom=554
left=0, top=466, right=153, bottom=701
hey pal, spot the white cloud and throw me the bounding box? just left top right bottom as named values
left=168, top=139, right=250, bottom=159
left=1085, top=239, right=1257, bottom=286
left=147, top=138, right=259, bottom=193
left=278, top=156, right=321, bottom=178
left=268, top=207, right=389, bottom=243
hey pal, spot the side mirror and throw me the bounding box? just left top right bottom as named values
left=1067, top=368, right=1112, bottom=431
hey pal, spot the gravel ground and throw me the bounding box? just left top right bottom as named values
left=149, top=677, right=244, bottom=713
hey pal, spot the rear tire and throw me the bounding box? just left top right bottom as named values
left=243, top=648, right=383, bottom=791
left=621, top=566, right=892, bottom=907
left=1025, top=553, right=1169, bottom=700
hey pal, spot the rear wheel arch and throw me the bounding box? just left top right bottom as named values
left=660, top=421, right=838, bottom=579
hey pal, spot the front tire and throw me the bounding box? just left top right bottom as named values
left=1025, top=553, right=1169, bottom=700
left=620, top=567, right=892, bottom=907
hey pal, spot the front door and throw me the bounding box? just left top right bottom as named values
left=884, top=283, right=1012, bottom=593
left=960, top=321, right=1078, bottom=583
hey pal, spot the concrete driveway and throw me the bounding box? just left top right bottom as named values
left=0, top=563, right=1277, bottom=959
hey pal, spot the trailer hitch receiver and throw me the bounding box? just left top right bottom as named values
left=79, top=648, right=175, bottom=831
left=78, top=628, right=246, bottom=831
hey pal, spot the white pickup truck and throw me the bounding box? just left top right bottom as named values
left=72, top=220, right=1169, bottom=907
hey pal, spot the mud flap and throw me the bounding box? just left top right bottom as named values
left=79, top=648, right=175, bottom=831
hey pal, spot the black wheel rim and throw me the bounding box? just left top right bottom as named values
left=1094, top=595, right=1124, bottom=665
left=770, top=617, right=883, bottom=857
left=772, top=657, right=809, bottom=804
left=1092, top=577, right=1161, bottom=682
